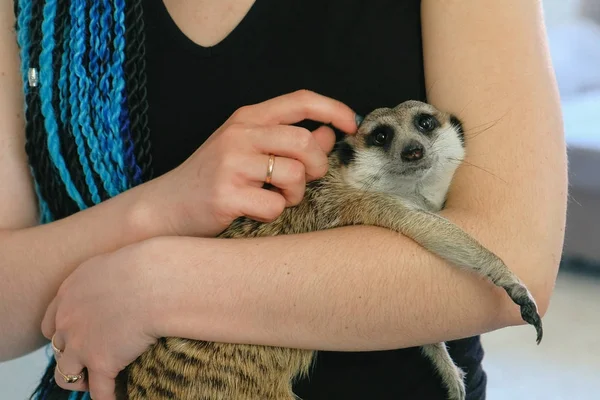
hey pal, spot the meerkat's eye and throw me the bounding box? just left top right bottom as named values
left=415, top=113, right=439, bottom=133
left=365, top=124, right=394, bottom=148
left=374, top=131, right=388, bottom=146
left=368, top=125, right=394, bottom=148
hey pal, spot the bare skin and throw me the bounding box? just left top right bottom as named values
left=2, top=1, right=566, bottom=399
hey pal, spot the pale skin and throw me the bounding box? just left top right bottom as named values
left=0, top=0, right=567, bottom=399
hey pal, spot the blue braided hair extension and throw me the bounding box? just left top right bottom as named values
left=71, top=0, right=123, bottom=199
left=12, top=0, right=154, bottom=398
left=56, top=0, right=101, bottom=206
left=40, top=0, right=87, bottom=210
left=107, top=0, right=131, bottom=193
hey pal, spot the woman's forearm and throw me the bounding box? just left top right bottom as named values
left=149, top=205, right=552, bottom=352
left=0, top=183, right=162, bottom=360
left=150, top=0, right=567, bottom=352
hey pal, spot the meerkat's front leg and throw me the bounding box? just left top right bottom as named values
left=336, top=193, right=543, bottom=344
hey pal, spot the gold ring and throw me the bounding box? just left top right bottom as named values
left=265, top=154, right=275, bottom=184
left=55, top=363, right=85, bottom=384
left=51, top=333, right=63, bottom=358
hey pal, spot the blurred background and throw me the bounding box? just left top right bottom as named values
left=482, top=0, right=600, bottom=399
left=1, top=0, right=599, bottom=399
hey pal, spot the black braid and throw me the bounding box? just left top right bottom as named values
left=125, top=0, right=154, bottom=184
left=25, top=0, right=78, bottom=220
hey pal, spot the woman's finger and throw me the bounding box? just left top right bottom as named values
left=244, top=125, right=329, bottom=181
left=41, top=297, right=58, bottom=339
left=311, top=124, right=337, bottom=155
left=240, top=154, right=306, bottom=206
left=54, top=348, right=88, bottom=392
left=230, top=90, right=358, bottom=134
left=88, top=370, right=117, bottom=400
left=237, top=187, right=287, bottom=223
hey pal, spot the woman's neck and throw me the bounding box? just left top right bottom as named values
left=162, top=0, right=257, bottom=47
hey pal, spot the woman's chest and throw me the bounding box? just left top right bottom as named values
left=143, top=0, right=426, bottom=176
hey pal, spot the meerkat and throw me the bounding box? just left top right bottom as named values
left=111, top=100, right=542, bottom=400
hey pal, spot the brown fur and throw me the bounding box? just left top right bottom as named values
left=114, top=101, right=543, bottom=400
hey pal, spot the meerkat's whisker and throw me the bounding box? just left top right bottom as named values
left=448, top=158, right=507, bottom=183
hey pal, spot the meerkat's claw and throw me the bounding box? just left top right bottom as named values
left=506, top=285, right=544, bottom=344
left=520, top=302, right=544, bottom=344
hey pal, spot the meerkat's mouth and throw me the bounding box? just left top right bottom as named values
left=387, top=163, right=433, bottom=180
left=396, top=158, right=434, bottom=174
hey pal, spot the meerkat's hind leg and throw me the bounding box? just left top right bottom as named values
left=421, top=343, right=466, bottom=400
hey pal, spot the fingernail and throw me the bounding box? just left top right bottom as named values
left=355, top=113, right=364, bottom=126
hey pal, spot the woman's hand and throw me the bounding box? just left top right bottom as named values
left=33, top=90, right=358, bottom=400
left=142, top=89, right=359, bottom=238
left=40, top=240, right=162, bottom=400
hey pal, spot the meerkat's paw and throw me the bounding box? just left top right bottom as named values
left=506, top=284, right=544, bottom=344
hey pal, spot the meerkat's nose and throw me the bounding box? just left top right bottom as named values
left=401, top=141, right=425, bottom=162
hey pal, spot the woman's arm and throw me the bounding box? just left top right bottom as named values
left=0, top=4, right=171, bottom=356
left=0, top=1, right=357, bottom=360
left=0, top=3, right=153, bottom=359
left=149, top=0, right=567, bottom=350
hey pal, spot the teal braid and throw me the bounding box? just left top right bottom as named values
left=33, top=180, right=53, bottom=224
left=13, top=0, right=154, bottom=396
left=58, top=8, right=103, bottom=205
left=82, top=0, right=109, bottom=203
left=90, top=0, right=124, bottom=197
left=40, top=0, right=87, bottom=209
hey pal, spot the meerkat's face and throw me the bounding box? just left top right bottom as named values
left=336, top=100, right=466, bottom=200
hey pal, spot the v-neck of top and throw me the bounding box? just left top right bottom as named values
left=153, top=0, right=270, bottom=57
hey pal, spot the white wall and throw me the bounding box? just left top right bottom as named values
left=542, top=0, right=581, bottom=27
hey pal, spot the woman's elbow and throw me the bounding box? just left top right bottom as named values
left=0, top=321, right=49, bottom=362
left=525, top=247, right=562, bottom=320
left=502, top=210, right=566, bottom=325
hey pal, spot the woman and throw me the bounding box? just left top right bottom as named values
left=0, top=1, right=567, bottom=399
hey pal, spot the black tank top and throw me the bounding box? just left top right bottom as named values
left=142, top=0, right=487, bottom=398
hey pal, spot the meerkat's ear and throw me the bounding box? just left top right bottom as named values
left=332, top=140, right=356, bottom=166
left=449, top=115, right=464, bottom=134
left=449, top=115, right=465, bottom=145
